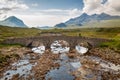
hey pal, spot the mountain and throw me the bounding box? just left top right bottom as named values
left=55, top=13, right=120, bottom=28
left=54, top=23, right=67, bottom=28
left=0, top=16, right=27, bottom=28
left=36, top=26, right=53, bottom=29
left=65, top=13, right=89, bottom=25
left=65, top=13, right=120, bottom=26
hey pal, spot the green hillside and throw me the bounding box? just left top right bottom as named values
left=0, top=25, right=120, bottom=41
left=0, top=25, right=41, bottom=41
left=0, top=25, right=120, bottom=50
left=84, top=19, right=120, bottom=28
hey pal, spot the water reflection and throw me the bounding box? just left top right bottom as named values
left=32, top=46, right=45, bottom=54
left=1, top=60, right=37, bottom=80
left=75, top=45, right=88, bottom=55
left=45, top=53, right=81, bottom=80
left=51, top=40, right=70, bottom=54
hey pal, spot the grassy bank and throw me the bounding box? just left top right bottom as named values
left=100, top=40, right=120, bottom=51
left=0, top=26, right=41, bottom=41
left=0, top=25, right=120, bottom=50
left=0, top=43, right=24, bottom=48
left=0, top=25, right=120, bottom=40
left=41, top=27, right=120, bottom=40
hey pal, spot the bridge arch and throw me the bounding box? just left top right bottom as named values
left=50, top=40, right=70, bottom=54
left=3, top=36, right=110, bottom=49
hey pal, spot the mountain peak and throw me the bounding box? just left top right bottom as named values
left=91, top=13, right=97, bottom=16
left=5, top=16, right=21, bottom=22
left=79, top=13, right=89, bottom=19
left=79, top=13, right=89, bottom=18
left=0, top=16, right=27, bottom=27
left=100, top=13, right=110, bottom=16
left=7, top=16, right=17, bottom=19
left=81, top=13, right=88, bottom=16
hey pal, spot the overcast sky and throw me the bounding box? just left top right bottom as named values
left=0, top=0, right=120, bottom=27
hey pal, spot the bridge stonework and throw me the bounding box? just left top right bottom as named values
left=3, top=36, right=110, bottom=49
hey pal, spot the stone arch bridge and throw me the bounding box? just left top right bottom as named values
left=3, top=36, right=110, bottom=49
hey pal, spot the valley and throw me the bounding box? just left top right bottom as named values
left=0, top=0, right=120, bottom=80
left=0, top=26, right=120, bottom=80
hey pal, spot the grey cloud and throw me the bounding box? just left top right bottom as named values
left=0, top=7, right=12, bottom=11
left=0, top=7, right=12, bottom=15
left=0, top=0, right=29, bottom=15
left=113, top=6, right=120, bottom=11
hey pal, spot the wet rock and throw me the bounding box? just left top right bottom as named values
left=52, top=63, right=60, bottom=68
left=73, top=64, right=100, bottom=80
left=11, top=73, right=19, bottom=80
left=32, top=51, right=59, bottom=79
left=5, top=77, right=8, bottom=80
left=101, top=71, right=120, bottom=80
left=67, top=50, right=78, bottom=59
left=6, top=73, right=10, bottom=75
left=11, top=67, right=17, bottom=70
left=89, top=48, right=120, bottom=65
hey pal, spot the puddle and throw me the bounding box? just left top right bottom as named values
left=45, top=53, right=81, bottom=80
left=75, top=45, right=88, bottom=55
left=51, top=40, right=70, bottom=54
left=1, top=60, right=37, bottom=80
left=45, top=65, right=75, bottom=80
left=47, top=54, right=119, bottom=80
left=88, top=56, right=120, bottom=72
left=32, top=46, right=45, bottom=54
left=70, top=62, right=81, bottom=69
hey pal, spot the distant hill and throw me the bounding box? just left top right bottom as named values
left=0, top=16, right=27, bottom=28
left=55, top=13, right=120, bottom=28
left=36, top=26, right=53, bottom=29
left=54, top=23, right=67, bottom=28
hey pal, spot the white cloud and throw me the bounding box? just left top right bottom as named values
left=69, top=8, right=82, bottom=17
left=16, top=14, right=68, bottom=27
left=106, top=0, right=120, bottom=10
left=83, top=0, right=120, bottom=15
left=7, top=9, right=82, bottom=27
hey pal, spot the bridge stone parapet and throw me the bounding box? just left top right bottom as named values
left=3, top=36, right=110, bottom=49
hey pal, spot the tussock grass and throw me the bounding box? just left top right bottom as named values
left=0, top=25, right=120, bottom=50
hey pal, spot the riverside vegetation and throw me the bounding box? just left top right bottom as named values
left=0, top=25, right=120, bottom=80
left=0, top=25, right=120, bottom=50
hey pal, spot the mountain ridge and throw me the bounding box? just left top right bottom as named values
left=55, top=13, right=120, bottom=28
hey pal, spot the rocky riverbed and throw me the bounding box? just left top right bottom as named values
left=0, top=46, right=120, bottom=80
